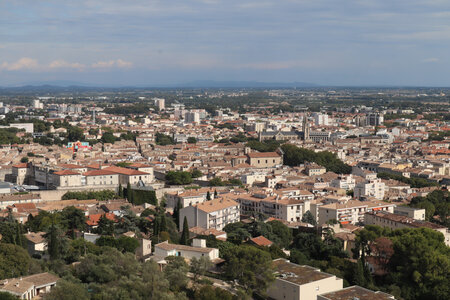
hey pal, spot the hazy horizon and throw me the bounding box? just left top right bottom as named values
left=2, top=1, right=450, bottom=87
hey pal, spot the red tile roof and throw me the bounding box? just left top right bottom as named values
left=249, top=235, right=273, bottom=247
left=86, top=213, right=116, bottom=226
left=83, top=169, right=118, bottom=176
left=53, top=169, right=80, bottom=176
left=12, top=163, right=28, bottom=168
left=247, top=152, right=280, bottom=158
left=103, top=166, right=148, bottom=176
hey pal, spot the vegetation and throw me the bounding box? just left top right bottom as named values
left=155, top=132, right=175, bottom=145
left=62, top=190, right=118, bottom=201
left=166, top=171, right=193, bottom=185
left=281, top=144, right=351, bottom=174
left=246, top=140, right=281, bottom=152
left=409, top=190, right=449, bottom=228
left=377, top=172, right=439, bottom=188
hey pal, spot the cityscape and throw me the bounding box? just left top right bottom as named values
left=0, top=1, right=449, bottom=300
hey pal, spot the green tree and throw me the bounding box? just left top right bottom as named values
left=223, top=245, right=275, bottom=296
left=164, top=256, right=189, bottom=293
left=180, top=217, right=190, bottom=245
left=166, top=171, right=193, bottom=185
left=21, top=156, right=29, bottom=163
left=67, top=126, right=84, bottom=142
left=206, top=191, right=211, bottom=200
left=187, top=137, right=197, bottom=144
left=301, top=211, right=317, bottom=226
left=191, top=169, right=203, bottom=178
left=0, top=243, right=31, bottom=279
left=118, top=183, right=124, bottom=197
left=0, top=291, right=20, bottom=300
left=194, top=285, right=236, bottom=300
left=190, top=256, right=212, bottom=285
left=44, top=279, right=89, bottom=300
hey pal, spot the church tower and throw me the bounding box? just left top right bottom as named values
left=303, top=113, right=310, bottom=141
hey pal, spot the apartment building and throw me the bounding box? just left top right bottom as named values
left=318, top=286, right=396, bottom=300
left=247, top=152, right=283, bottom=168
left=330, top=175, right=356, bottom=191
left=237, top=192, right=311, bottom=223
left=318, top=200, right=395, bottom=225
left=304, top=163, right=327, bottom=176
left=365, top=211, right=450, bottom=246
left=354, top=178, right=385, bottom=200
left=267, top=259, right=343, bottom=300
left=179, top=197, right=240, bottom=231
left=82, top=169, right=119, bottom=186
left=166, top=188, right=216, bottom=208
left=103, top=166, right=153, bottom=186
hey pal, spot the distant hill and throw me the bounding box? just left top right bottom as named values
left=178, top=80, right=318, bottom=88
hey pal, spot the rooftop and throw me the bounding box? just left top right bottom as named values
left=319, top=285, right=395, bottom=300
left=272, top=258, right=337, bottom=286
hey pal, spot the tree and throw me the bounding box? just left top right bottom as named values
left=214, top=190, right=218, bottom=198
left=190, top=256, right=212, bottom=285
left=224, top=245, right=275, bottom=296
left=101, top=131, right=117, bottom=144
left=60, top=206, right=86, bottom=237
left=47, top=223, right=62, bottom=260
left=301, top=211, right=317, bottom=226
left=194, top=285, right=236, bottom=300
left=94, top=215, right=115, bottom=235
left=173, top=201, right=182, bottom=230
left=44, top=279, right=89, bottom=300
left=20, top=156, right=29, bottom=163
left=67, top=126, right=84, bottom=142
left=0, top=291, right=20, bottom=300
left=206, top=191, right=211, bottom=200
left=267, top=220, right=292, bottom=248
left=187, top=137, right=197, bottom=144
left=0, top=243, right=31, bottom=279
left=191, top=169, right=203, bottom=178
left=209, top=177, right=224, bottom=186
left=166, top=171, right=193, bottom=185
left=164, top=256, right=189, bottom=293
left=180, top=217, right=190, bottom=245
left=118, top=183, right=124, bottom=197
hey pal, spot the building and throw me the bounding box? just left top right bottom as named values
left=305, top=163, right=327, bottom=177
left=318, top=285, right=396, bottom=300
left=237, top=192, right=311, bottom=223
left=247, top=152, right=283, bottom=168
left=365, top=211, right=450, bottom=246
left=184, top=111, right=200, bottom=124
left=103, top=166, right=153, bottom=186
left=82, top=169, right=119, bottom=186
left=318, top=200, right=395, bottom=225
left=330, top=175, right=356, bottom=191
left=152, top=97, right=165, bottom=110
left=354, top=178, right=385, bottom=200
left=166, top=188, right=215, bottom=209
left=24, top=232, right=47, bottom=256
left=51, top=170, right=82, bottom=188
left=313, top=113, right=329, bottom=126
left=0, top=272, right=59, bottom=299
left=393, top=206, right=425, bottom=220
left=154, top=239, right=219, bottom=261
left=32, top=99, right=44, bottom=110
left=267, top=258, right=343, bottom=300
left=179, top=197, right=240, bottom=231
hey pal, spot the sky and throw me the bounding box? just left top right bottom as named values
left=1, top=0, right=450, bottom=87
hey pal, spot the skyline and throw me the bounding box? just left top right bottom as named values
left=2, top=1, right=450, bottom=86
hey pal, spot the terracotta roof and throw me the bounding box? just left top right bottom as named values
left=53, top=169, right=80, bottom=176
left=86, top=213, right=116, bottom=226
left=103, top=166, right=148, bottom=176
left=59, top=163, right=85, bottom=169
left=12, top=163, right=28, bottom=168
left=194, top=198, right=239, bottom=213
left=249, top=235, right=273, bottom=246
left=247, top=152, right=281, bottom=158
left=155, top=241, right=215, bottom=253
left=83, top=169, right=118, bottom=176
left=25, top=232, right=46, bottom=244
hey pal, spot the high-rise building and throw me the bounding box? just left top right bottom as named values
left=313, top=113, right=329, bottom=126
left=152, top=98, right=165, bottom=110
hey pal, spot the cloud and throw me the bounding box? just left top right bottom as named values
left=49, top=60, right=86, bottom=70
left=0, top=57, right=132, bottom=72
left=0, top=57, right=39, bottom=71
left=422, top=57, right=439, bottom=63
left=91, top=59, right=132, bottom=68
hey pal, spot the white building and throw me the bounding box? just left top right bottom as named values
left=330, top=175, right=356, bottom=191
left=354, top=178, right=385, bottom=200
left=32, top=99, right=44, bottom=109
left=154, top=239, right=219, bottom=261
left=179, top=197, right=240, bottom=231
left=313, top=113, right=329, bottom=126
left=267, top=259, right=343, bottom=300
left=184, top=111, right=200, bottom=124
left=152, top=98, right=165, bottom=110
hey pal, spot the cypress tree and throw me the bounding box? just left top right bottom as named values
left=159, top=215, right=167, bottom=233
left=48, top=224, right=60, bottom=260
left=206, top=191, right=211, bottom=200
left=174, top=201, right=181, bottom=230
left=214, top=189, right=218, bottom=197
left=153, top=218, right=160, bottom=236
left=118, top=183, right=124, bottom=197
left=180, top=216, right=190, bottom=245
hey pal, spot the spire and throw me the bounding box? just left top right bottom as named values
left=303, top=113, right=310, bottom=141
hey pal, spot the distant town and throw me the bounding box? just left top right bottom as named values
left=0, top=86, right=448, bottom=300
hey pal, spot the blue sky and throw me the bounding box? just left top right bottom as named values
left=1, top=0, right=450, bottom=86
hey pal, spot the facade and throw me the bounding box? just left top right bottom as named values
left=103, top=166, right=153, bottom=186
left=237, top=192, right=311, bottom=223
left=267, top=259, right=343, bottom=300
left=247, top=152, right=283, bottom=168
left=330, top=175, right=356, bottom=191
left=354, top=178, right=385, bottom=200
left=313, top=113, right=329, bottom=126
left=179, top=198, right=240, bottom=231
left=82, top=169, right=119, bottom=186
left=51, top=170, right=82, bottom=187
left=365, top=211, right=450, bottom=246
left=393, top=206, right=425, bottom=220
left=154, top=239, right=219, bottom=261
left=305, top=163, right=327, bottom=176
left=318, top=200, right=395, bottom=225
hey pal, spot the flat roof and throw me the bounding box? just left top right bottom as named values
left=272, top=259, right=336, bottom=286
left=319, top=285, right=395, bottom=300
